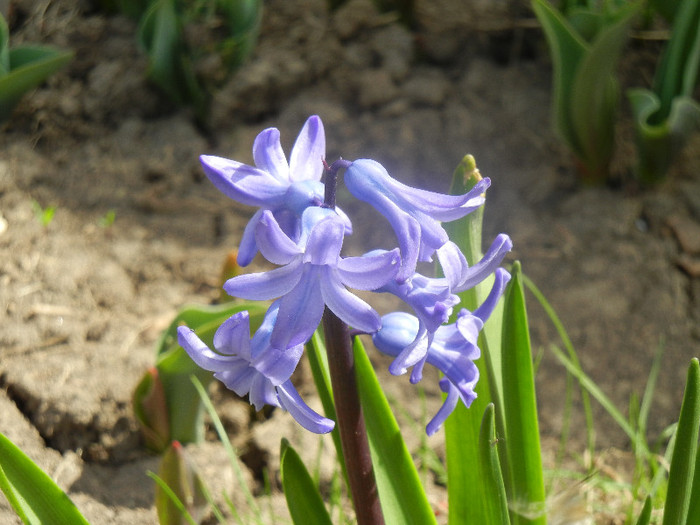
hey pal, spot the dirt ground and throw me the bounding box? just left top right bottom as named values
left=1, top=0, right=699, bottom=523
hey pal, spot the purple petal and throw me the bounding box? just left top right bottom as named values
left=212, top=312, right=252, bottom=357
left=345, top=160, right=421, bottom=281
left=248, top=373, right=280, bottom=411
left=336, top=249, right=401, bottom=290
left=473, top=267, right=511, bottom=322
left=253, top=127, right=290, bottom=182
left=436, top=241, right=468, bottom=289
left=388, top=324, right=429, bottom=376
left=303, top=212, right=345, bottom=266
left=215, top=364, right=256, bottom=397
left=255, top=210, right=303, bottom=265
left=397, top=178, right=490, bottom=222
left=289, top=116, right=325, bottom=182
left=271, top=268, right=325, bottom=349
left=426, top=379, right=461, bottom=436
left=200, top=155, right=287, bottom=207
left=252, top=343, right=304, bottom=386
left=276, top=380, right=335, bottom=434
left=237, top=209, right=263, bottom=266
left=177, top=325, right=236, bottom=371
left=321, top=267, right=381, bottom=333
left=454, top=234, right=513, bottom=292
left=224, top=259, right=303, bottom=300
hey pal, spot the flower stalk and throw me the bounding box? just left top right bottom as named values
left=323, top=310, right=384, bottom=525
left=322, top=158, right=384, bottom=525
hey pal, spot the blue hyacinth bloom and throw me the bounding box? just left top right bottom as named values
left=372, top=267, right=511, bottom=435
left=224, top=206, right=401, bottom=351
left=177, top=307, right=334, bottom=434
left=344, top=158, right=490, bottom=283
left=200, top=115, right=350, bottom=266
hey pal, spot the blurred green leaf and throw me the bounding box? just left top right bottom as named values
left=217, top=0, right=262, bottom=69
left=353, top=336, right=437, bottom=525
left=628, top=89, right=700, bottom=184
left=500, top=261, right=545, bottom=525
left=0, top=12, right=72, bottom=123
left=628, top=0, right=700, bottom=183
left=133, top=367, right=171, bottom=452
left=280, top=438, right=333, bottom=525
left=0, top=431, right=89, bottom=525
left=139, top=0, right=206, bottom=113
left=532, top=0, right=637, bottom=182
left=662, top=358, right=700, bottom=525
left=155, top=441, right=208, bottom=525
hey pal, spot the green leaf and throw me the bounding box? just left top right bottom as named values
left=634, top=496, right=652, bottom=525
left=443, top=155, right=508, bottom=524
left=280, top=439, right=333, bottom=525
left=155, top=442, right=209, bottom=525
left=138, top=0, right=206, bottom=112
left=0, top=44, right=73, bottom=123
left=532, top=0, right=637, bottom=182
left=217, top=0, right=263, bottom=69
left=0, top=13, right=9, bottom=75
left=478, top=404, right=511, bottom=525
left=500, top=261, right=545, bottom=525
left=628, top=88, right=700, bottom=184
left=353, top=337, right=437, bottom=525
left=662, top=358, right=700, bottom=525
left=651, top=0, right=700, bottom=116
left=0, top=432, right=90, bottom=525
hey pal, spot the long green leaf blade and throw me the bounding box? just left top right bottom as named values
left=662, top=358, right=700, bottom=525
left=0, top=432, right=89, bottom=525
left=280, top=439, right=333, bottom=525
left=501, top=261, right=546, bottom=525
left=353, top=337, right=437, bottom=525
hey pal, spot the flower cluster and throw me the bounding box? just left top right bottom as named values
left=178, top=115, right=512, bottom=435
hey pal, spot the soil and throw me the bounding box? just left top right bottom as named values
left=1, top=0, right=699, bottom=523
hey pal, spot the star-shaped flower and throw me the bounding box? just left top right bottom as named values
left=224, top=206, right=401, bottom=350
left=200, top=115, right=350, bottom=265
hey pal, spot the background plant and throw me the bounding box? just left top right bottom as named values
left=0, top=12, right=72, bottom=123
left=532, top=0, right=639, bottom=184
left=627, top=0, right=700, bottom=184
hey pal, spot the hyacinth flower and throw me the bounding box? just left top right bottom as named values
left=177, top=307, right=334, bottom=434
left=200, top=115, right=351, bottom=266
left=344, top=158, right=490, bottom=283
left=224, top=206, right=401, bottom=351
left=372, top=267, right=511, bottom=435
left=371, top=232, right=512, bottom=376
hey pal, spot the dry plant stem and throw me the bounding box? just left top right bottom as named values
left=322, top=308, right=385, bottom=525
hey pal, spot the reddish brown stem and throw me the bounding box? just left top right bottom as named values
left=322, top=308, right=384, bottom=525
